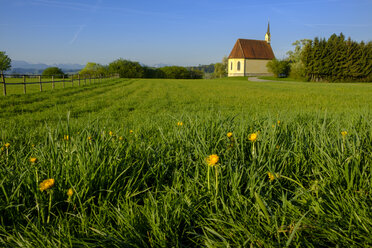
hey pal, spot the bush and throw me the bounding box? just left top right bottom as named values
left=266, top=59, right=291, bottom=78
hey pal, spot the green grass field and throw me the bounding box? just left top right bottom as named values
left=1, top=78, right=371, bottom=247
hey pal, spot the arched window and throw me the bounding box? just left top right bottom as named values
left=237, top=61, right=241, bottom=71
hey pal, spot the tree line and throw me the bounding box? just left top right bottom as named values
left=79, top=59, right=205, bottom=79
left=301, top=33, right=371, bottom=82
left=267, top=33, right=372, bottom=82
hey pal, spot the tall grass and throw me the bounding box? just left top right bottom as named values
left=0, top=78, right=371, bottom=247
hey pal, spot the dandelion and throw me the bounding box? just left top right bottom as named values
left=30, top=157, right=37, bottom=163
left=276, top=145, right=280, bottom=149
left=268, top=172, right=276, bottom=181
left=177, top=122, right=183, bottom=126
left=129, top=130, right=133, bottom=134
left=4, top=143, right=10, bottom=148
left=31, top=144, right=35, bottom=148
left=206, top=154, right=219, bottom=193
left=109, top=131, right=113, bottom=136
left=272, top=124, right=275, bottom=128
left=67, top=188, right=73, bottom=197
left=277, top=120, right=281, bottom=125
left=64, top=135, right=69, bottom=141
left=341, top=131, right=347, bottom=137
left=206, top=154, right=219, bottom=167
left=39, top=179, right=55, bottom=192
left=119, top=136, right=123, bottom=141
left=248, top=133, right=258, bottom=142
left=227, top=132, right=233, bottom=138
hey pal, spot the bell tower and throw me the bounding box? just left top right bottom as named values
left=265, top=21, right=271, bottom=44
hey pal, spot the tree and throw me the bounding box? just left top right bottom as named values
left=80, top=62, right=108, bottom=77
left=266, top=59, right=291, bottom=78
left=42, top=67, right=65, bottom=78
left=286, top=39, right=311, bottom=80
left=0, top=51, right=11, bottom=74
left=108, top=59, right=144, bottom=78
left=213, top=56, right=228, bottom=78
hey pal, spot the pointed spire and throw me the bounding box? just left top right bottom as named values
left=265, top=20, right=271, bottom=44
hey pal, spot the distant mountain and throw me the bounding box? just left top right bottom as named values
left=9, top=60, right=85, bottom=74
left=152, top=63, right=171, bottom=68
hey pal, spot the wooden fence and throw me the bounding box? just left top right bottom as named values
left=1, top=74, right=116, bottom=96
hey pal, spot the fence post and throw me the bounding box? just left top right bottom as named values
left=52, top=76, right=55, bottom=89
left=78, top=74, right=80, bottom=86
left=39, top=75, right=42, bottom=92
left=1, top=73, right=6, bottom=96
left=63, top=75, right=65, bottom=88
left=23, top=75, right=26, bottom=94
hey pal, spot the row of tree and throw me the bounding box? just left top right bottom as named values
left=269, top=34, right=372, bottom=82
left=79, top=59, right=204, bottom=79
left=301, top=33, right=371, bottom=82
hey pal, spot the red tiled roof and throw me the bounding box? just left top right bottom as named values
left=228, top=39, right=275, bottom=59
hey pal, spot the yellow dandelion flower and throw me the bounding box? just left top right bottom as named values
left=227, top=132, right=233, bottom=138
left=39, top=178, right=55, bottom=192
left=1, top=147, right=4, bottom=151
left=177, top=122, right=183, bottom=126
left=129, top=130, right=133, bottom=134
left=119, top=136, right=123, bottom=141
left=64, top=135, right=69, bottom=141
left=31, top=144, right=35, bottom=148
left=341, top=131, right=347, bottom=137
left=272, top=124, right=275, bottom=128
left=268, top=172, right=280, bottom=181
left=206, top=154, right=219, bottom=167
left=276, top=145, right=280, bottom=149
left=88, top=136, right=92, bottom=141
left=4, top=143, right=10, bottom=148
left=248, top=133, right=258, bottom=142
left=109, top=131, right=113, bottom=136
left=67, top=188, right=73, bottom=197
left=277, top=120, right=281, bottom=125
left=30, top=157, right=37, bottom=163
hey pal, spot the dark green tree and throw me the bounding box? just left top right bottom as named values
left=159, top=66, right=190, bottom=79
left=42, top=67, right=65, bottom=78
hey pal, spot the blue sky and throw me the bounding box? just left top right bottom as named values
left=1, top=0, right=371, bottom=66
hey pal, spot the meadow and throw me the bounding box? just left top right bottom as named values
left=0, top=77, right=371, bottom=247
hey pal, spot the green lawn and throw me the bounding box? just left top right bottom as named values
left=1, top=78, right=371, bottom=247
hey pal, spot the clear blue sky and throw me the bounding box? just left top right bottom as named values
left=1, top=0, right=371, bottom=66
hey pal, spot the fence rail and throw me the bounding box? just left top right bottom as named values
left=1, top=74, right=117, bottom=96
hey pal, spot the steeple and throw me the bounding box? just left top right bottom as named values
left=265, top=20, right=271, bottom=44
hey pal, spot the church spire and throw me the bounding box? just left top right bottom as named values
left=265, top=20, right=271, bottom=44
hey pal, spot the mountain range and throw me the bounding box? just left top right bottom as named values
left=11, top=60, right=85, bottom=70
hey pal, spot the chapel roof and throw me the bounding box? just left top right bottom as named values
left=228, top=39, right=275, bottom=59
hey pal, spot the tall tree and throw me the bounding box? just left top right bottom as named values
left=286, top=39, right=311, bottom=79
